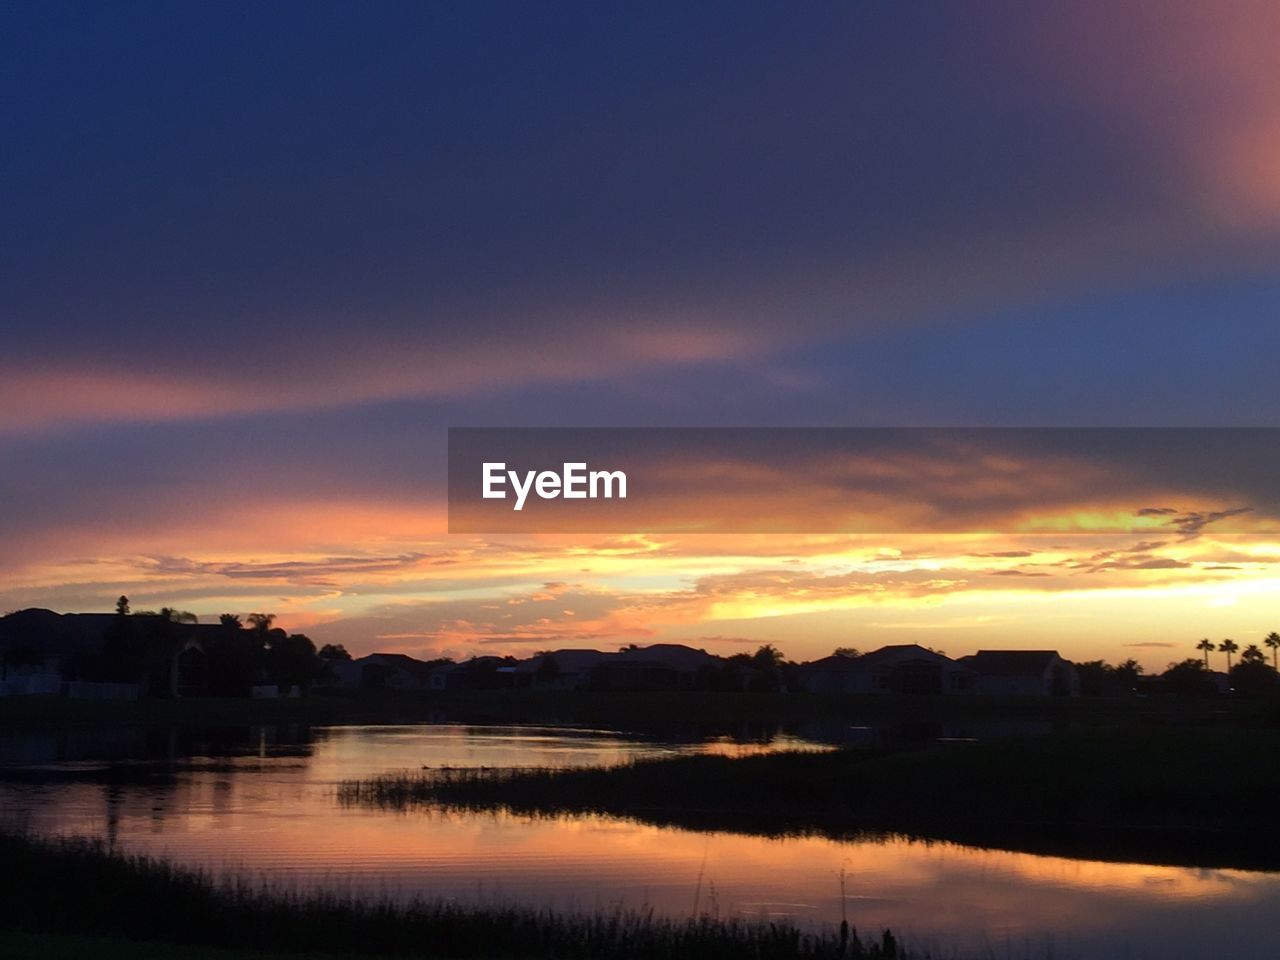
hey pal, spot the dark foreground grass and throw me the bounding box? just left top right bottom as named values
left=340, top=727, right=1280, bottom=870
left=0, top=929, right=370, bottom=960
left=0, top=831, right=903, bottom=960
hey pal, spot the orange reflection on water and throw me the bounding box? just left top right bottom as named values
left=3, top=724, right=1278, bottom=959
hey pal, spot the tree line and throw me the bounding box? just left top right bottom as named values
left=62, top=597, right=357, bottom=696
left=1078, top=632, right=1280, bottom=698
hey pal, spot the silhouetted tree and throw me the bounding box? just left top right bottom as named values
left=1265, top=632, right=1280, bottom=671
left=206, top=626, right=262, bottom=697
left=115, top=595, right=130, bottom=616
left=158, top=608, right=197, bottom=624
left=708, top=653, right=753, bottom=692
left=1160, top=658, right=1217, bottom=697
left=1242, top=644, right=1266, bottom=664
left=751, top=644, right=784, bottom=669
left=1196, top=637, right=1216, bottom=667
left=264, top=633, right=321, bottom=692
left=1220, top=638, right=1239, bottom=671
left=1113, top=658, right=1144, bottom=691
left=743, top=645, right=786, bottom=692
left=219, top=613, right=242, bottom=630
left=1229, top=659, right=1279, bottom=697
left=247, top=613, right=275, bottom=634
left=1075, top=660, right=1114, bottom=697
left=833, top=647, right=861, bottom=659
left=318, top=643, right=352, bottom=662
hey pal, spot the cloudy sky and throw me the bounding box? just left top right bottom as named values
left=4, top=2, right=1280, bottom=668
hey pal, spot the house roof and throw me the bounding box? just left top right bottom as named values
left=958, top=650, right=1064, bottom=676
left=798, top=654, right=864, bottom=673
left=447, top=655, right=517, bottom=673
left=516, top=649, right=609, bottom=674
left=614, top=643, right=718, bottom=671
left=359, top=652, right=438, bottom=681
left=799, top=645, right=954, bottom=673
left=0, top=609, right=124, bottom=659
left=857, top=644, right=953, bottom=666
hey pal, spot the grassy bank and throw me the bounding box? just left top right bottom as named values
left=0, top=929, right=372, bottom=960
left=0, top=692, right=432, bottom=730
left=0, top=831, right=902, bottom=960
left=2, top=688, right=1274, bottom=734
left=340, top=727, right=1280, bottom=870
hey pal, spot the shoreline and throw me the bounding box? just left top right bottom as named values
left=0, top=830, right=902, bottom=960
left=2, top=688, right=1274, bottom=733
left=339, top=727, right=1280, bottom=871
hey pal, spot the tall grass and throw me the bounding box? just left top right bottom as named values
left=0, top=829, right=903, bottom=959
left=339, top=728, right=1280, bottom=871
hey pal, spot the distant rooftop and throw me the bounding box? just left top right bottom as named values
left=958, top=650, right=1064, bottom=676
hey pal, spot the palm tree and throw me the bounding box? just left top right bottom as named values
left=1196, top=638, right=1216, bottom=667
left=247, top=613, right=275, bottom=634
left=1265, top=632, right=1280, bottom=671
left=1242, top=644, right=1266, bottom=664
left=1220, top=638, right=1239, bottom=671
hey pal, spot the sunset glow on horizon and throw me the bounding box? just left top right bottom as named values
left=5, top=2, right=1280, bottom=671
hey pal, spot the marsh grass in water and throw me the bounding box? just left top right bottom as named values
left=0, top=830, right=903, bottom=959
left=339, top=728, right=1280, bottom=870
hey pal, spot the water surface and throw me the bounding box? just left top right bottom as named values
left=1, top=722, right=1276, bottom=959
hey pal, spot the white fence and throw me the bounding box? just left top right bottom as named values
left=0, top=673, right=62, bottom=697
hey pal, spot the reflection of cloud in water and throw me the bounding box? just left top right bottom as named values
left=1, top=724, right=1278, bottom=959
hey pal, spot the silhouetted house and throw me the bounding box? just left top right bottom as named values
left=591, top=643, right=719, bottom=691
left=516, top=649, right=609, bottom=690
left=173, top=640, right=209, bottom=697
left=0, top=609, right=115, bottom=678
left=319, top=653, right=439, bottom=691
left=797, top=644, right=968, bottom=695
left=795, top=653, right=867, bottom=694
left=429, top=656, right=518, bottom=691
left=0, top=611, right=65, bottom=695
left=0, top=608, right=272, bottom=699
left=0, top=608, right=192, bottom=698
left=956, top=650, right=1080, bottom=697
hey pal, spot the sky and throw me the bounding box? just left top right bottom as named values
left=4, top=2, right=1280, bottom=670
